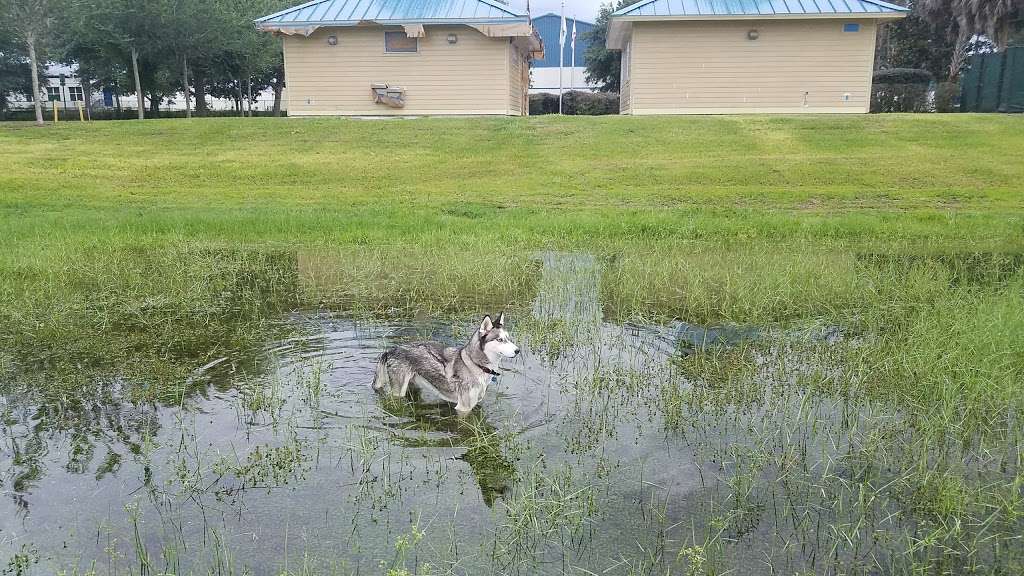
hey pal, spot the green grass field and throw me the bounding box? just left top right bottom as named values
left=1, top=115, right=1023, bottom=574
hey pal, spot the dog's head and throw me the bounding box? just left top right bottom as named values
left=478, top=312, right=520, bottom=361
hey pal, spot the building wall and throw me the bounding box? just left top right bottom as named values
left=623, top=19, right=878, bottom=114
left=283, top=25, right=517, bottom=116
left=529, top=67, right=597, bottom=93
left=509, top=43, right=529, bottom=115
left=620, top=40, right=631, bottom=114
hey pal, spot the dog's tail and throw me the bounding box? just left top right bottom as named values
left=372, top=351, right=390, bottom=391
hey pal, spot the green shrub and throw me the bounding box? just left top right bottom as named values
left=871, top=68, right=934, bottom=113
left=529, top=92, right=560, bottom=115
left=529, top=91, right=620, bottom=115
left=0, top=107, right=285, bottom=122
left=934, top=81, right=960, bottom=113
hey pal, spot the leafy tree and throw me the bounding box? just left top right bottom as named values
left=2, top=0, right=56, bottom=125
left=879, top=1, right=959, bottom=80
left=0, top=10, right=35, bottom=119
left=63, top=0, right=162, bottom=119
left=918, top=0, right=1023, bottom=79
left=583, top=1, right=640, bottom=93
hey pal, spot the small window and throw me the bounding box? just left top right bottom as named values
left=843, top=23, right=861, bottom=32
left=68, top=86, right=84, bottom=101
left=385, top=31, right=417, bottom=53
left=46, top=86, right=61, bottom=101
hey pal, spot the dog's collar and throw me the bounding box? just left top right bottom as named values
left=481, top=366, right=501, bottom=376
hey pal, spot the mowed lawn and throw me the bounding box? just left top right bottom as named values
left=3, top=113, right=1023, bottom=215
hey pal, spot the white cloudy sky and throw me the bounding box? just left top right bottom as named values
left=517, top=0, right=607, bottom=21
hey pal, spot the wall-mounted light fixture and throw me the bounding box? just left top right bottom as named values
left=447, top=33, right=458, bottom=44
left=747, top=29, right=759, bottom=40
left=327, top=34, right=338, bottom=46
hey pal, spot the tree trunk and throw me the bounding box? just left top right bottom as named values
left=874, top=22, right=890, bottom=70
left=235, top=76, right=244, bottom=115
left=182, top=55, right=191, bottom=119
left=246, top=77, right=254, bottom=117
left=194, top=72, right=208, bottom=115
left=272, top=66, right=284, bottom=116
left=130, top=46, right=144, bottom=120
left=26, top=32, right=44, bottom=126
left=82, top=75, right=93, bottom=120
left=995, top=19, right=1010, bottom=51
left=115, top=90, right=122, bottom=114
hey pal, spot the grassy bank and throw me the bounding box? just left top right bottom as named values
left=0, top=118, right=1021, bottom=400
left=2, top=115, right=1022, bottom=411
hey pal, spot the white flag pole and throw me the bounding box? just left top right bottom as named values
left=571, top=16, right=577, bottom=91
left=558, top=1, right=565, bottom=114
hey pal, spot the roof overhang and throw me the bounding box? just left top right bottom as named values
left=607, top=12, right=907, bottom=50
left=257, top=17, right=530, bottom=36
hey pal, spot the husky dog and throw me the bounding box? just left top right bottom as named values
left=372, top=313, right=520, bottom=415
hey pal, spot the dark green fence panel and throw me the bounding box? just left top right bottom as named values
left=961, top=55, right=983, bottom=112
left=962, top=47, right=1024, bottom=113
left=1000, top=48, right=1024, bottom=113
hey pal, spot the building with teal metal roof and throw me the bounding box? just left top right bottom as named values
left=256, top=0, right=542, bottom=116
left=606, top=0, right=906, bottom=114
left=256, top=0, right=529, bottom=31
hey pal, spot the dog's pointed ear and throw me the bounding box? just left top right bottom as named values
left=479, top=315, right=493, bottom=334
left=496, top=312, right=505, bottom=327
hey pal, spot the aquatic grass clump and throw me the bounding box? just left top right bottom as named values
left=297, top=246, right=541, bottom=317
left=492, top=459, right=597, bottom=572
left=858, top=277, right=1024, bottom=440
left=0, top=244, right=300, bottom=397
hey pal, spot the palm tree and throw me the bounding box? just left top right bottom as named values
left=966, top=0, right=1024, bottom=48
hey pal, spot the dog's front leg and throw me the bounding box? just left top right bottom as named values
left=394, top=374, right=412, bottom=398
left=454, top=393, right=474, bottom=418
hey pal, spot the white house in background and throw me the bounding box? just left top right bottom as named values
left=530, top=13, right=597, bottom=93
left=7, top=63, right=283, bottom=114
left=40, top=63, right=100, bottom=110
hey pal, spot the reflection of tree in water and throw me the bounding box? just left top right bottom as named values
left=3, top=376, right=161, bottom=515
left=1, top=249, right=301, bottom=514
left=379, top=398, right=519, bottom=507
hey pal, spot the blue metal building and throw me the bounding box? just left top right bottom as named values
left=531, top=13, right=593, bottom=69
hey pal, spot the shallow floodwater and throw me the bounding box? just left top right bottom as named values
left=1, top=254, right=1020, bottom=575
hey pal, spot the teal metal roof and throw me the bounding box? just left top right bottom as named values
left=613, top=0, right=908, bottom=17
left=257, top=0, right=527, bottom=28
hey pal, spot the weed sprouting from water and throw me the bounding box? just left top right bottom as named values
left=492, top=458, right=597, bottom=572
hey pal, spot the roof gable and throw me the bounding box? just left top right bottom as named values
left=257, top=0, right=526, bottom=27
left=612, top=0, right=909, bottom=18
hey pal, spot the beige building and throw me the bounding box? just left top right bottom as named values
left=607, top=0, right=908, bottom=115
left=256, top=0, right=542, bottom=116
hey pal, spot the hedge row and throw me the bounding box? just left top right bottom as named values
left=1, top=108, right=284, bottom=121
left=870, top=68, right=946, bottom=113
left=529, top=91, right=620, bottom=115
